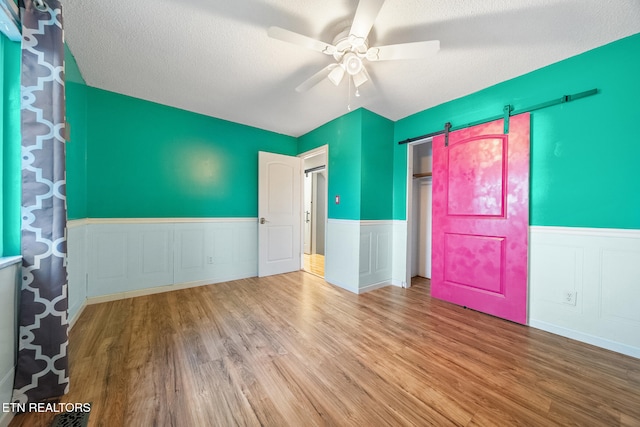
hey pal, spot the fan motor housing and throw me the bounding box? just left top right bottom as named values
left=332, top=26, right=368, bottom=61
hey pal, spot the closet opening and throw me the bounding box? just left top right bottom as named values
left=406, top=138, right=433, bottom=287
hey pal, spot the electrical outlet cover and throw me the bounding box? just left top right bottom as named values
left=563, top=290, right=577, bottom=306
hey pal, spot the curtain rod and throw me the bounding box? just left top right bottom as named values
left=398, top=88, right=598, bottom=145
left=33, top=0, right=47, bottom=11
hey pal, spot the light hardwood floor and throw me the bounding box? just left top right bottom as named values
left=303, top=253, right=324, bottom=277
left=10, top=274, right=640, bottom=426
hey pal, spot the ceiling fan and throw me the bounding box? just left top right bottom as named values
left=268, top=0, right=440, bottom=94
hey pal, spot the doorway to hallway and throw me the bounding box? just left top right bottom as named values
left=300, top=146, right=328, bottom=278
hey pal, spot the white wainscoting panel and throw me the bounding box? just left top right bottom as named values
left=601, top=249, right=640, bottom=324
left=89, top=223, right=174, bottom=297
left=0, top=257, right=20, bottom=427
left=325, top=219, right=393, bottom=294
left=92, top=227, right=128, bottom=294
left=325, top=219, right=360, bottom=293
left=173, top=221, right=257, bottom=285
left=85, top=219, right=257, bottom=301
left=359, top=221, right=393, bottom=292
left=176, top=228, right=205, bottom=273
left=529, top=226, right=640, bottom=358
left=391, top=220, right=408, bottom=288
left=67, top=221, right=88, bottom=325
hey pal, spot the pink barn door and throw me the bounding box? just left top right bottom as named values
left=431, top=113, right=530, bottom=324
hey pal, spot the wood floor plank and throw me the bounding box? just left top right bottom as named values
left=9, top=274, right=640, bottom=427
left=303, top=254, right=325, bottom=277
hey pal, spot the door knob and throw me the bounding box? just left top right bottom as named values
left=259, top=217, right=268, bottom=224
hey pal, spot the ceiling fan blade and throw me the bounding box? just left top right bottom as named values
left=295, top=64, right=338, bottom=93
left=268, top=26, right=336, bottom=55
left=366, top=40, right=440, bottom=61
left=349, top=0, right=385, bottom=40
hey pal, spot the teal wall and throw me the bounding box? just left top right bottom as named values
left=65, top=45, right=88, bottom=220
left=298, top=110, right=362, bottom=220
left=393, top=32, right=640, bottom=229
left=67, top=32, right=640, bottom=228
left=0, top=35, right=20, bottom=257
left=298, top=108, right=394, bottom=221
left=77, top=89, right=394, bottom=222
left=361, top=110, right=394, bottom=220
left=85, top=88, right=297, bottom=218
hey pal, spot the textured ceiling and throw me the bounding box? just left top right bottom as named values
left=62, top=0, right=640, bottom=137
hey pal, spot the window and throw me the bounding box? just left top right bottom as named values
left=1, top=33, right=20, bottom=257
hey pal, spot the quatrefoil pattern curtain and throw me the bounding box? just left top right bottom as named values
left=12, top=0, right=69, bottom=404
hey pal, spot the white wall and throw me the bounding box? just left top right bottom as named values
left=0, top=257, right=20, bottom=427
left=67, top=221, right=88, bottom=325
left=411, top=179, right=432, bottom=278
left=67, top=219, right=258, bottom=303
left=529, top=226, right=640, bottom=358
left=391, top=220, right=408, bottom=288
left=326, top=219, right=393, bottom=293
left=325, top=220, right=360, bottom=293
left=413, top=142, right=433, bottom=175
left=72, top=216, right=391, bottom=304
left=359, top=221, right=393, bottom=292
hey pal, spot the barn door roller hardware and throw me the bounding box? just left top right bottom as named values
left=443, top=122, right=451, bottom=147
left=398, top=88, right=599, bottom=146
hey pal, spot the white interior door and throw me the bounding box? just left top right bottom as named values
left=258, top=151, right=302, bottom=277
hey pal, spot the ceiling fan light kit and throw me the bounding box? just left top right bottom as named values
left=328, top=66, right=346, bottom=86
left=352, top=69, right=368, bottom=88
left=343, top=53, right=364, bottom=76
left=268, top=0, right=440, bottom=100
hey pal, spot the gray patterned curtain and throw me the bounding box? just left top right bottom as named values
left=12, top=0, right=69, bottom=403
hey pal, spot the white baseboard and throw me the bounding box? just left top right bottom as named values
left=390, top=279, right=405, bottom=288
left=358, top=280, right=392, bottom=294
left=86, top=273, right=254, bottom=305
left=529, top=319, right=640, bottom=359
left=68, top=300, right=87, bottom=330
